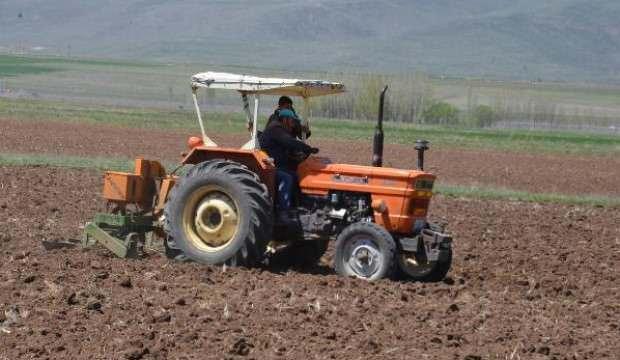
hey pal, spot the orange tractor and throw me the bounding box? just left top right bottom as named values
left=83, top=72, right=452, bottom=281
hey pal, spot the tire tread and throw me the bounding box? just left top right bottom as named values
left=164, top=159, right=272, bottom=266
left=334, top=222, right=396, bottom=281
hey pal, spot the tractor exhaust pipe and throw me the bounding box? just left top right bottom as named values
left=372, top=85, right=389, bottom=167
left=415, top=139, right=429, bottom=170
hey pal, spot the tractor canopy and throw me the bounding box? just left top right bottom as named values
left=191, top=72, right=345, bottom=97
left=190, top=72, right=345, bottom=150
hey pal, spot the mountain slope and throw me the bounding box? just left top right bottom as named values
left=0, top=0, right=618, bottom=81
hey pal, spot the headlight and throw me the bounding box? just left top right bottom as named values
left=415, top=179, right=434, bottom=190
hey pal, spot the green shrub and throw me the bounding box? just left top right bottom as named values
left=469, top=105, right=497, bottom=127
left=422, top=101, right=459, bottom=125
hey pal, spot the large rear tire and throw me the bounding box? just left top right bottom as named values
left=334, top=222, right=396, bottom=281
left=164, top=160, right=272, bottom=266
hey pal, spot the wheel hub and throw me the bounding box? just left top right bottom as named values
left=194, top=194, right=238, bottom=247
left=182, top=187, right=240, bottom=252
left=347, top=239, right=381, bottom=278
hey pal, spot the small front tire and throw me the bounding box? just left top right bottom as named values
left=397, top=248, right=452, bottom=282
left=334, top=222, right=396, bottom=281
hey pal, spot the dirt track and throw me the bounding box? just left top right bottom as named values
left=1, top=118, right=620, bottom=196
left=1, top=166, right=619, bottom=359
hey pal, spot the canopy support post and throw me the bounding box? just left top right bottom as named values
left=192, top=88, right=217, bottom=147
left=301, top=96, right=310, bottom=141
left=241, top=92, right=253, bottom=131
left=241, top=94, right=260, bottom=150
left=252, top=95, right=260, bottom=149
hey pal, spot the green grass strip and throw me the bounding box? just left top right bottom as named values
left=436, top=184, right=620, bottom=208
left=0, top=153, right=134, bottom=172
left=1, top=152, right=619, bottom=208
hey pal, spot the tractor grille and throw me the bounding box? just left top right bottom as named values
left=409, top=198, right=430, bottom=216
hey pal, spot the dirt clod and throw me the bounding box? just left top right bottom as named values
left=124, top=347, right=149, bottom=360
left=150, top=310, right=171, bottom=323
left=119, top=277, right=132, bottom=288
left=443, top=277, right=455, bottom=285
left=537, top=346, right=551, bottom=355
left=464, top=355, right=482, bottom=360
left=175, top=297, right=186, bottom=306
left=95, top=272, right=109, bottom=279
left=86, top=301, right=102, bottom=311
left=230, top=338, right=253, bottom=356
left=66, top=292, right=79, bottom=305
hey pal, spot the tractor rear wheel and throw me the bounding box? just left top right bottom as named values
left=164, top=160, right=272, bottom=266
left=334, top=222, right=396, bottom=281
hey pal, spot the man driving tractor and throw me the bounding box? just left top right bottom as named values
left=260, top=108, right=318, bottom=225
left=265, top=96, right=311, bottom=139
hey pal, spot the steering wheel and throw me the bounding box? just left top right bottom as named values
left=289, top=150, right=310, bottom=163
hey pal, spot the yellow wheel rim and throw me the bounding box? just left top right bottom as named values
left=182, top=185, right=240, bottom=252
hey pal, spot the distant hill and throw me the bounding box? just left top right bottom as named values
left=1, top=0, right=619, bottom=82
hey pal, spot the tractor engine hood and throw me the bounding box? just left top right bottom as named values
left=297, top=156, right=436, bottom=234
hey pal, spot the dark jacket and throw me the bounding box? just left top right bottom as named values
left=260, top=120, right=313, bottom=169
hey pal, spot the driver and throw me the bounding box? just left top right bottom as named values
left=265, top=96, right=311, bottom=139
left=260, top=109, right=318, bottom=225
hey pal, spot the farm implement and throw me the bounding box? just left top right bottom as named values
left=83, top=72, right=453, bottom=281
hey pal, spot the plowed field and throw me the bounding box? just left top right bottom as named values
left=0, top=166, right=618, bottom=359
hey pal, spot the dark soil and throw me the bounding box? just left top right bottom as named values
left=1, top=118, right=619, bottom=196
left=1, top=166, right=618, bottom=359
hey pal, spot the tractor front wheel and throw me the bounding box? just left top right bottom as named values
left=334, top=222, right=396, bottom=281
left=397, top=248, right=452, bottom=282
left=164, top=160, right=272, bottom=266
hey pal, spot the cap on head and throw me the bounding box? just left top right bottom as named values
left=278, top=96, right=293, bottom=107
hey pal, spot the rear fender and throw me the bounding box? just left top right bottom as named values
left=182, top=146, right=276, bottom=196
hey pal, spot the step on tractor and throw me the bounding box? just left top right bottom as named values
left=83, top=72, right=453, bottom=281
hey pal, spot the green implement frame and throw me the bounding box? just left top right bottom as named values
left=82, top=213, right=155, bottom=258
